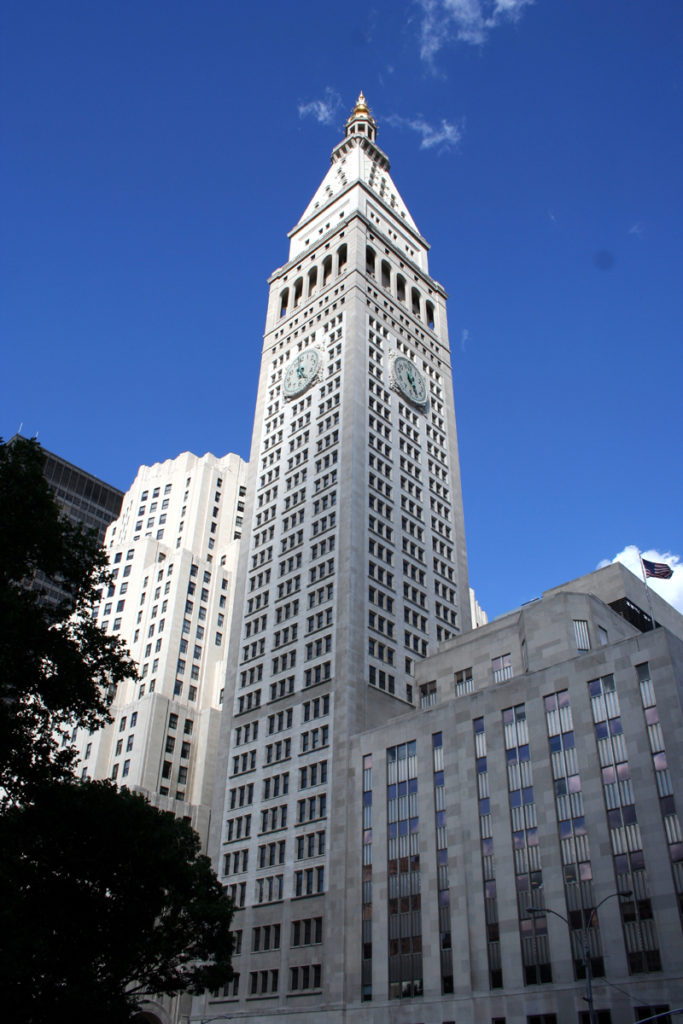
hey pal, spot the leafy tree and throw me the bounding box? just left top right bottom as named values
left=0, top=440, right=234, bottom=1020
left=0, top=779, right=234, bottom=1024
left=0, top=436, right=135, bottom=803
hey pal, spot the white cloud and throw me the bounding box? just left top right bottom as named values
left=387, top=113, right=462, bottom=151
left=418, top=0, right=534, bottom=64
left=597, top=544, right=683, bottom=613
left=298, top=88, right=342, bottom=126
left=461, top=327, right=469, bottom=351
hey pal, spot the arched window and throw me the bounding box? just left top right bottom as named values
left=337, top=244, right=347, bottom=273
left=381, top=260, right=391, bottom=289
left=293, top=278, right=303, bottom=307
left=366, top=247, right=376, bottom=277
left=411, top=287, right=421, bottom=318
left=322, top=255, right=333, bottom=286
left=396, top=275, right=406, bottom=302
left=280, top=288, right=289, bottom=318
left=426, top=301, right=435, bottom=330
left=308, top=266, right=318, bottom=297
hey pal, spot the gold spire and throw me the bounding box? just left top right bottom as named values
left=343, top=91, right=378, bottom=142
left=353, top=91, right=370, bottom=117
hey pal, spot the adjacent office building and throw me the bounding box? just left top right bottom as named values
left=74, top=450, right=247, bottom=843
left=38, top=443, right=124, bottom=544
left=192, top=97, right=683, bottom=1024
left=342, top=562, right=683, bottom=1023
left=7, top=437, right=124, bottom=608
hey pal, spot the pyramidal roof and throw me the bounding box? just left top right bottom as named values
left=293, top=93, right=421, bottom=239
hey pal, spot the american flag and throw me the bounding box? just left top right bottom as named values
left=643, top=558, right=674, bottom=580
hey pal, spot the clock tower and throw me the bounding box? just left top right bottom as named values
left=206, top=93, right=470, bottom=1019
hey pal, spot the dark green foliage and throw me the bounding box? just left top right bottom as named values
left=0, top=439, right=234, bottom=1020
left=0, top=437, right=135, bottom=803
left=0, top=780, right=234, bottom=1023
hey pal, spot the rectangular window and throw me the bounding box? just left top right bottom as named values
left=573, top=619, right=591, bottom=652
left=455, top=666, right=474, bottom=695
left=492, top=654, right=512, bottom=682
left=419, top=681, right=437, bottom=707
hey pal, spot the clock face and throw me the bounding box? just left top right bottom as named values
left=283, top=349, right=321, bottom=398
left=393, top=356, right=428, bottom=406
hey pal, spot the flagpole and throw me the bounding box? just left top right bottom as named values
left=638, top=551, right=657, bottom=631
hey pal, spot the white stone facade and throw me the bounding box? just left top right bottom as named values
left=75, top=449, right=247, bottom=844
left=198, top=95, right=471, bottom=1021
left=470, top=587, right=489, bottom=629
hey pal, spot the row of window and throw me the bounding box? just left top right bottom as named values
left=366, top=247, right=435, bottom=329
left=279, top=245, right=347, bottom=317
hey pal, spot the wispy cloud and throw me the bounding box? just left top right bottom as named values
left=387, top=113, right=462, bottom=151
left=298, top=88, right=342, bottom=126
left=628, top=222, right=644, bottom=237
left=597, top=544, right=683, bottom=613
left=418, top=0, right=534, bottom=65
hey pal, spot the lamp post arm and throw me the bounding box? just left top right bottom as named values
left=542, top=906, right=569, bottom=928
left=526, top=890, right=631, bottom=1024
left=633, top=1010, right=683, bottom=1023
left=186, top=1017, right=233, bottom=1024
left=525, top=905, right=569, bottom=928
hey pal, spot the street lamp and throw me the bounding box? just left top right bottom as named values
left=187, top=1017, right=233, bottom=1024
left=526, top=889, right=632, bottom=1024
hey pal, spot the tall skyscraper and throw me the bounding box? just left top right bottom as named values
left=203, top=93, right=471, bottom=1015
left=74, top=450, right=247, bottom=843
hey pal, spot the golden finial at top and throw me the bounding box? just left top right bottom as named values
left=343, top=90, right=378, bottom=141
left=353, top=91, right=370, bottom=116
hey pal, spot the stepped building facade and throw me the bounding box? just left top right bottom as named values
left=74, top=449, right=247, bottom=843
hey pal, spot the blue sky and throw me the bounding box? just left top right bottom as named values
left=2, top=0, right=682, bottom=619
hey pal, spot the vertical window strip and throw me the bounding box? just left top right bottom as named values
left=387, top=740, right=422, bottom=1000
left=473, top=716, right=503, bottom=989
left=573, top=619, right=591, bottom=652
left=589, top=673, right=661, bottom=973
left=432, top=732, right=453, bottom=993
left=455, top=666, right=473, bottom=696
left=544, top=690, right=604, bottom=980
left=362, top=753, right=373, bottom=1002
left=636, top=662, right=683, bottom=931
left=502, top=703, right=551, bottom=985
